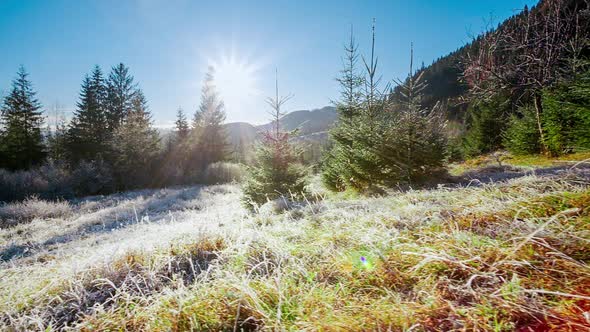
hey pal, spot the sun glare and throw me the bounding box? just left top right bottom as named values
left=209, top=53, right=260, bottom=116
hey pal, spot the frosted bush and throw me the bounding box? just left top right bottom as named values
left=0, top=196, right=72, bottom=227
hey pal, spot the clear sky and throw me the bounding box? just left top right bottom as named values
left=0, top=0, right=537, bottom=126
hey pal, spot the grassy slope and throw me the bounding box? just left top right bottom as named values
left=450, top=151, right=590, bottom=176
left=0, top=163, right=589, bottom=331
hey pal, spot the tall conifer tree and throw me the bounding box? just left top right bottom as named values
left=323, top=25, right=447, bottom=192
left=191, top=66, right=228, bottom=172
left=106, top=63, right=136, bottom=131
left=322, top=22, right=384, bottom=191
left=0, top=66, right=45, bottom=170
left=67, top=65, right=110, bottom=163
left=174, top=107, right=190, bottom=142
left=110, top=89, right=160, bottom=188
left=322, top=26, right=365, bottom=190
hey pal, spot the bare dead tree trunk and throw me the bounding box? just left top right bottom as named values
left=274, top=68, right=280, bottom=139
left=532, top=93, right=547, bottom=154
left=265, top=69, right=292, bottom=141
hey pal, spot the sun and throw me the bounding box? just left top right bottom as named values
left=208, top=53, right=260, bottom=117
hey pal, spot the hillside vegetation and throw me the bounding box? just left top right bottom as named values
left=1, top=1, right=589, bottom=330
left=1, top=161, right=589, bottom=331
left=401, top=0, right=589, bottom=119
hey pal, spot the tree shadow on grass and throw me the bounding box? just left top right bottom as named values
left=381, top=164, right=590, bottom=195
left=453, top=163, right=590, bottom=187
left=0, top=186, right=205, bottom=262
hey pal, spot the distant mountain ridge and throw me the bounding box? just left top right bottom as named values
left=254, top=106, right=337, bottom=135
left=223, top=106, right=337, bottom=148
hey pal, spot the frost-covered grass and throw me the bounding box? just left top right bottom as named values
left=0, top=167, right=589, bottom=331
left=0, top=196, right=73, bottom=228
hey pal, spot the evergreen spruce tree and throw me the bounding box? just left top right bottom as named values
left=110, top=89, right=160, bottom=188
left=322, top=26, right=365, bottom=191
left=323, top=26, right=447, bottom=192
left=462, top=95, right=509, bottom=157
left=242, top=71, right=307, bottom=209
left=189, top=66, right=228, bottom=176
left=542, top=69, right=590, bottom=155
left=344, top=22, right=394, bottom=191
left=106, top=63, right=136, bottom=131
left=0, top=66, right=46, bottom=170
left=379, top=48, right=447, bottom=184
left=503, top=105, right=541, bottom=155
left=323, top=22, right=387, bottom=191
left=66, top=66, right=110, bottom=163
left=174, top=107, right=190, bottom=143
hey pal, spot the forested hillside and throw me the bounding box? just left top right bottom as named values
left=402, top=0, right=590, bottom=120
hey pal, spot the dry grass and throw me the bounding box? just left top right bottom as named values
left=0, top=196, right=73, bottom=228
left=0, top=167, right=589, bottom=331
left=0, top=161, right=114, bottom=202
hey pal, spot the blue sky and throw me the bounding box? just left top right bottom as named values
left=0, top=0, right=537, bottom=126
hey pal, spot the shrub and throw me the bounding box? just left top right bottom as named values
left=542, top=71, right=590, bottom=155
left=69, top=160, right=114, bottom=196
left=242, top=137, right=308, bottom=209
left=445, top=137, right=465, bottom=162
left=504, top=70, right=590, bottom=157
left=203, top=162, right=244, bottom=184
left=321, top=148, right=346, bottom=191
left=0, top=163, right=68, bottom=202
left=377, top=102, right=448, bottom=186
left=503, top=105, right=542, bottom=155
left=462, top=97, right=509, bottom=157
left=0, top=196, right=72, bottom=227
left=0, top=160, right=114, bottom=202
